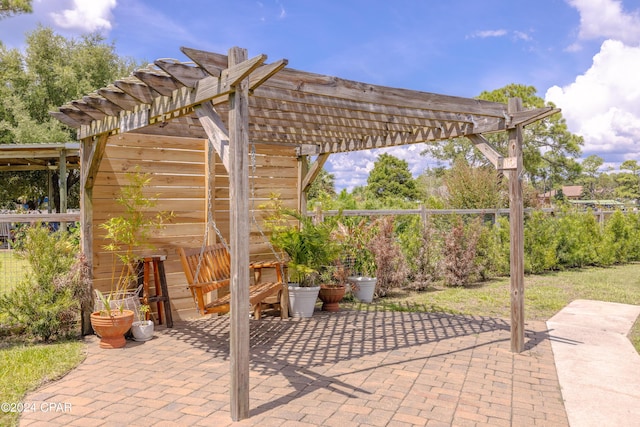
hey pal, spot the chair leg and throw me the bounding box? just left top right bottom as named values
left=253, top=303, right=262, bottom=320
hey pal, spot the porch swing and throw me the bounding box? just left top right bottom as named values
left=177, top=142, right=288, bottom=319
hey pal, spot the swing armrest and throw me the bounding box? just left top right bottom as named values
left=249, top=260, right=286, bottom=284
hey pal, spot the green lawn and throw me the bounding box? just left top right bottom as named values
left=382, top=263, right=640, bottom=352
left=0, top=339, right=85, bottom=427
left=0, top=251, right=29, bottom=295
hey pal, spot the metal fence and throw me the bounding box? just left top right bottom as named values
left=0, top=212, right=80, bottom=295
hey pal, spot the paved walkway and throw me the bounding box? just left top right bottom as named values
left=547, top=300, right=640, bottom=427
left=20, top=308, right=568, bottom=426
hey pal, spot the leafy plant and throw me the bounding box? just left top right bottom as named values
left=400, top=216, right=440, bottom=290
left=524, top=210, right=558, bottom=273
left=137, top=304, right=150, bottom=322
left=0, top=226, right=87, bottom=341
left=441, top=216, right=481, bottom=287
left=335, top=218, right=377, bottom=277
left=98, top=167, right=172, bottom=316
left=264, top=197, right=339, bottom=286
left=367, top=216, right=408, bottom=296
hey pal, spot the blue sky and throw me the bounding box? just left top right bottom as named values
left=1, top=0, right=640, bottom=191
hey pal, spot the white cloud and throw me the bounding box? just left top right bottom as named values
left=545, top=40, right=640, bottom=161
left=328, top=144, right=441, bottom=192
left=51, top=0, right=117, bottom=33
left=469, top=29, right=508, bottom=39
left=567, top=0, right=640, bottom=44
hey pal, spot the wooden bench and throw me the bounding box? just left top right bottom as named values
left=178, top=243, right=288, bottom=319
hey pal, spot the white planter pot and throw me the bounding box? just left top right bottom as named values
left=131, top=320, right=154, bottom=342
left=287, top=284, right=320, bottom=318
left=347, top=276, right=377, bottom=303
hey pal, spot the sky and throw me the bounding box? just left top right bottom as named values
left=1, top=0, right=639, bottom=191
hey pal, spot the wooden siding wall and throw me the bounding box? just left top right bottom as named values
left=92, top=132, right=298, bottom=320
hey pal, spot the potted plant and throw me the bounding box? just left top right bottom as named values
left=336, top=219, right=378, bottom=303
left=317, top=261, right=348, bottom=312
left=131, top=304, right=154, bottom=342
left=265, top=200, right=339, bottom=317
left=90, top=167, right=171, bottom=348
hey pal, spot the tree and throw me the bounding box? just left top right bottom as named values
left=366, top=153, right=420, bottom=201
left=0, top=26, right=139, bottom=210
left=307, top=160, right=336, bottom=201
left=615, top=160, right=640, bottom=201
left=0, top=0, right=31, bottom=19
left=422, top=84, right=583, bottom=187
left=577, top=155, right=604, bottom=199
left=443, top=158, right=507, bottom=209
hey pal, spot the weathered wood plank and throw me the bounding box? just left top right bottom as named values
left=134, top=67, right=182, bottom=96
left=508, top=106, right=559, bottom=128
left=179, top=49, right=509, bottom=117
left=82, top=94, right=124, bottom=116
left=196, top=102, right=230, bottom=172
left=70, top=100, right=107, bottom=121
left=227, top=46, right=251, bottom=421
left=466, top=134, right=516, bottom=172
left=507, top=97, right=525, bottom=354
left=98, top=158, right=204, bottom=175
left=154, top=59, right=209, bottom=88
left=108, top=133, right=205, bottom=150
left=104, top=144, right=204, bottom=163
left=98, top=85, right=141, bottom=111
left=302, top=153, right=329, bottom=192
left=115, top=77, right=156, bottom=104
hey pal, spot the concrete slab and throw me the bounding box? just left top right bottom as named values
left=547, top=299, right=640, bottom=427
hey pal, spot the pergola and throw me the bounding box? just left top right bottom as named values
left=0, top=142, right=79, bottom=219
left=51, top=46, right=558, bottom=421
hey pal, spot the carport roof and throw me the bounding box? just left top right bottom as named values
left=0, top=142, right=80, bottom=171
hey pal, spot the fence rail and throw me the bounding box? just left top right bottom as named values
left=308, top=206, right=623, bottom=223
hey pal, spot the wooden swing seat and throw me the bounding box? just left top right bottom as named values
left=178, top=243, right=287, bottom=319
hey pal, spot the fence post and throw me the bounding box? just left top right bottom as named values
left=313, top=204, right=324, bottom=225
left=420, top=204, right=428, bottom=228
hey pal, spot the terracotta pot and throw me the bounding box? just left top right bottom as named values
left=318, top=284, right=346, bottom=312
left=90, top=310, right=135, bottom=349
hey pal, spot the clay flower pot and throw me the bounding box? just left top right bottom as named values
left=318, top=284, right=346, bottom=312
left=90, top=310, right=135, bottom=349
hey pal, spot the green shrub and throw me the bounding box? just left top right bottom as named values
left=555, top=210, right=600, bottom=268
left=524, top=211, right=558, bottom=273
left=475, top=219, right=509, bottom=279
left=0, top=226, right=87, bottom=341
left=400, top=216, right=441, bottom=289
left=602, top=210, right=633, bottom=264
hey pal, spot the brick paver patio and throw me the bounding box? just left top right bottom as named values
left=20, top=309, right=568, bottom=426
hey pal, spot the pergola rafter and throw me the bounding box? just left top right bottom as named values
left=50, top=45, right=560, bottom=422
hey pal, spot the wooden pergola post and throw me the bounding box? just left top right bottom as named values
left=507, top=98, right=525, bottom=353
left=58, top=149, right=68, bottom=232
left=228, top=46, right=251, bottom=421
left=79, top=137, right=94, bottom=335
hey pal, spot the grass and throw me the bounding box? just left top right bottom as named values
left=382, top=263, right=640, bottom=353
left=0, top=339, right=85, bottom=427
left=0, top=251, right=29, bottom=296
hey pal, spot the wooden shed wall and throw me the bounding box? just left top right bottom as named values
left=91, top=132, right=299, bottom=320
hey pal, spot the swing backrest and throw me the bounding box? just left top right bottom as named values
left=178, top=243, right=231, bottom=291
